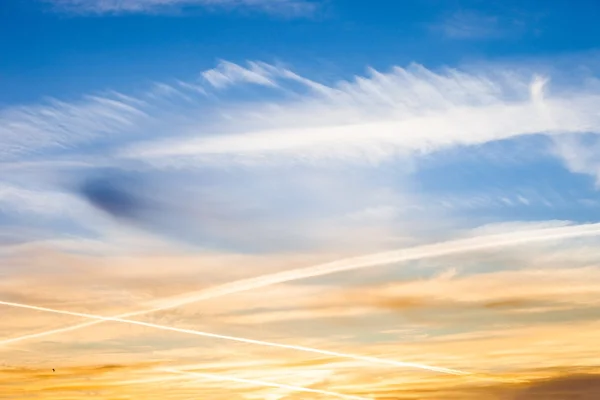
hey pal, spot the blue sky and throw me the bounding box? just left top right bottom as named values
left=3, top=0, right=600, bottom=105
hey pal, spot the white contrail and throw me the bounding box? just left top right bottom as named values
left=3, top=222, right=600, bottom=348
left=160, top=368, right=371, bottom=400
left=0, top=299, right=468, bottom=375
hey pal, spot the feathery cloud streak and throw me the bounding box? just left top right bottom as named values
left=3, top=221, right=600, bottom=355
left=48, top=0, right=318, bottom=16
left=117, top=65, right=600, bottom=169
left=4, top=60, right=600, bottom=173
left=3, top=59, right=600, bottom=256
left=0, top=299, right=468, bottom=375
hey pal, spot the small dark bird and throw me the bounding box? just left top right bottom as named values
left=52, top=369, right=55, bottom=372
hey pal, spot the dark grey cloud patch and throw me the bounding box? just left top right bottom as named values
left=77, top=170, right=150, bottom=221
left=513, top=374, right=600, bottom=400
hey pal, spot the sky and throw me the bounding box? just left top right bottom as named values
left=2, top=0, right=600, bottom=399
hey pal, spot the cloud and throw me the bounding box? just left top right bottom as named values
left=3, top=59, right=600, bottom=255
left=76, top=169, right=156, bottom=222
left=161, top=368, right=369, bottom=400
left=432, top=10, right=526, bottom=40
left=201, top=61, right=283, bottom=89
left=435, top=11, right=504, bottom=39
left=3, top=235, right=600, bottom=398
left=4, top=59, right=598, bottom=171
left=192, top=240, right=600, bottom=327
left=0, top=94, right=147, bottom=161
left=552, top=133, right=600, bottom=187
left=119, top=62, right=600, bottom=169
left=4, top=220, right=600, bottom=366
left=6, top=50, right=600, bottom=400
left=48, top=0, right=318, bottom=16
left=327, top=266, right=600, bottom=319
left=512, top=374, right=600, bottom=400
left=362, top=371, right=600, bottom=399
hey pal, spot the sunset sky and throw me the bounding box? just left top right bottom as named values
left=2, top=0, right=600, bottom=399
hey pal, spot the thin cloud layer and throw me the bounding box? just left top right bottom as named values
left=3, top=57, right=600, bottom=399
left=5, top=60, right=600, bottom=168
left=3, top=59, right=600, bottom=251
left=3, top=241, right=600, bottom=398
left=431, top=10, right=523, bottom=40
left=49, top=0, right=318, bottom=16
left=120, top=62, right=600, bottom=168
left=6, top=0, right=600, bottom=397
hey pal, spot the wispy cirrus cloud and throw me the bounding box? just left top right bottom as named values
left=436, top=11, right=504, bottom=39
left=120, top=63, right=600, bottom=168
left=552, top=133, right=600, bottom=187
left=3, top=58, right=600, bottom=253
left=48, top=0, right=318, bottom=16
left=0, top=94, right=147, bottom=160
left=5, top=4, right=600, bottom=398
left=0, top=61, right=287, bottom=163
left=5, top=59, right=600, bottom=169
left=431, top=10, right=526, bottom=40
left=3, top=231, right=600, bottom=398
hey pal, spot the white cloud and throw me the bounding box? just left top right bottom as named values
left=437, top=11, right=502, bottom=39
left=5, top=57, right=600, bottom=399
left=120, top=62, right=600, bottom=168
left=0, top=75, right=217, bottom=162
left=432, top=10, right=524, bottom=40
left=49, top=0, right=317, bottom=16
left=0, top=183, right=87, bottom=218
left=11, top=60, right=600, bottom=171
left=3, top=59, right=600, bottom=252
left=201, top=61, right=281, bottom=89
left=0, top=94, right=147, bottom=160
left=552, top=134, right=600, bottom=187
left=0, top=61, right=307, bottom=163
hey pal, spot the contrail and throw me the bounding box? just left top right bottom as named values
left=3, top=223, right=600, bottom=354
left=160, top=368, right=371, bottom=400
left=0, top=299, right=468, bottom=375
left=3, top=222, right=600, bottom=348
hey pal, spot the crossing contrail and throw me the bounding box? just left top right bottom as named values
left=0, top=299, right=468, bottom=375
left=3, top=222, right=600, bottom=367
left=161, top=368, right=371, bottom=400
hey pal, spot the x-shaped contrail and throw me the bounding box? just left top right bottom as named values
left=3, top=222, right=600, bottom=375
left=0, top=299, right=467, bottom=375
